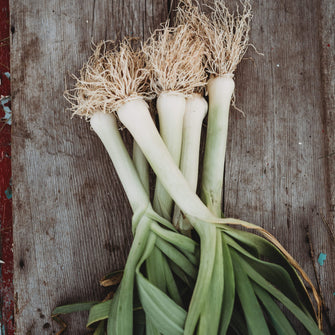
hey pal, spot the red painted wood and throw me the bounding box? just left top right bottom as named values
left=0, top=0, right=13, bottom=334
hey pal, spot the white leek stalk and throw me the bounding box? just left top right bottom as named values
left=117, top=99, right=216, bottom=221
left=153, top=92, right=186, bottom=220
left=90, top=112, right=150, bottom=214
left=201, top=74, right=235, bottom=216
left=142, top=22, right=206, bottom=220
left=173, top=93, right=208, bottom=231
left=133, top=141, right=150, bottom=196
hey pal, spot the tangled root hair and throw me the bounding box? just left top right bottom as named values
left=176, top=0, right=252, bottom=76
left=66, top=39, right=151, bottom=119
left=143, top=23, right=207, bottom=95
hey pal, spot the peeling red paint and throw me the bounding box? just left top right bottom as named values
left=0, top=0, right=14, bottom=334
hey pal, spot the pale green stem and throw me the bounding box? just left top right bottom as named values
left=91, top=112, right=153, bottom=335
left=173, top=76, right=236, bottom=334
left=117, top=98, right=219, bottom=335
left=183, top=218, right=216, bottom=335
left=173, top=93, right=208, bottom=231
left=201, top=75, right=235, bottom=216
left=133, top=141, right=150, bottom=196
left=150, top=92, right=186, bottom=308
left=197, top=75, right=234, bottom=334
left=198, top=229, right=224, bottom=335
left=90, top=112, right=150, bottom=216
left=116, top=99, right=216, bottom=222
left=109, top=215, right=152, bottom=335
left=153, top=92, right=186, bottom=220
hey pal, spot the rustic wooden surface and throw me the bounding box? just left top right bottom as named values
left=10, top=0, right=334, bottom=334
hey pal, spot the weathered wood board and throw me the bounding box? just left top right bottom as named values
left=10, top=0, right=334, bottom=334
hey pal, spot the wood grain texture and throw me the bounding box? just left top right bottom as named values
left=319, top=0, right=335, bottom=330
left=10, top=0, right=334, bottom=334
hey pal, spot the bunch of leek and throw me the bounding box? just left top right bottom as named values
left=53, top=1, right=324, bottom=334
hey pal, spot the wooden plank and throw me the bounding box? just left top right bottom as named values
left=10, top=0, right=334, bottom=334
left=320, top=0, right=335, bottom=218
left=10, top=1, right=168, bottom=333
left=319, top=0, right=335, bottom=330
left=224, top=0, right=334, bottom=333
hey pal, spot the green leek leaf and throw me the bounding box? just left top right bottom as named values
left=146, top=317, right=161, bottom=335
left=146, top=246, right=167, bottom=292
left=162, top=256, right=184, bottom=307
left=219, top=234, right=235, bottom=335
left=232, top=251, right=271, bottom=335
left=146, top=209, right=178, bottom=232
left=156, top=237, right=197, bottom=279
left=226, top=234, right=304, bottom=310
left=237, top=256, right=323, bottom=335
left=198, top=230, right=224, bottom=334
left=52, top=301, right=98, bottom=316
left=151, top=221, right=197, bottom=253
left=224, top=227, right=315, bottom=318
left=136, top=272, right=186, bottom=335
left=106, top=288, right=120, bottom=335
left=253, top=283, right=296, bottom=335
left=87, top=299, right=113, bottom=327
